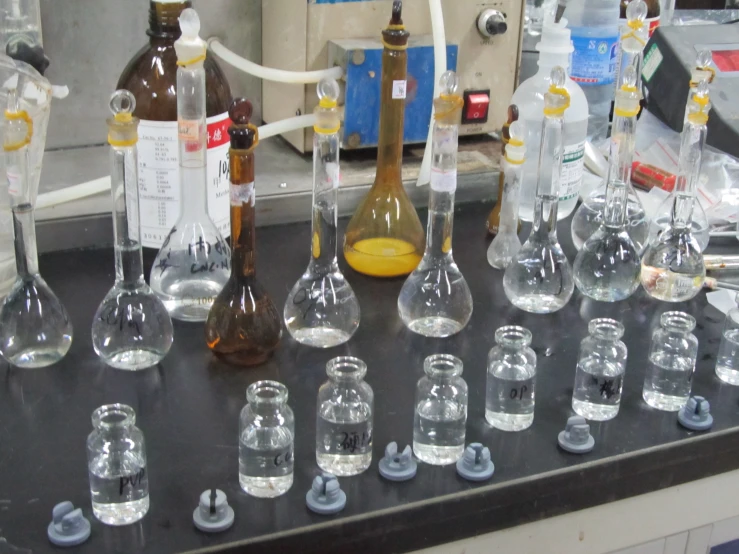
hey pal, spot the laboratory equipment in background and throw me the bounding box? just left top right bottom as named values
left=513, top=15, right=588, bottom=222
left=284, top=79, right=360, bottom=348
left=716, top=295, right=739, bottom=386
left=487, top=105, right=520, bottom=235
left=205, top=99, right=281, bottom=366
left=343, top=3, right=425, bottom=278
left=504, top=67, right=574, bottom=314
left=526, top=0, right=558, bottom=36
left=150, top=9, right=231, bottom=322
left=239, top=381, right=295, bottom=498
left=398, top=71, right=472, bottom=337
left=91, top=91, right=173, bottom=371
left=118, top=0, right=232, bottom=249
left=620, top=0, right=660, bottom=36
left=0, top=0, right=47, bottom=73
left=413, top=354, right=468, bottom=465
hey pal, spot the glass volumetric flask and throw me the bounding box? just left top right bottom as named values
left=572, top=318, right=628, bottom=421
left=487, top=119, right=526, bottom=269
left=487, top=104, right=520, bottom=235
left=573, top=68, right=642, bottom=302
left=0, top=90, right=72, bottom=368
left=87, top=404, right=149, bottom=525
left=284, top=79, right=359, bottom=348
left=503, top=67, right=574, bottom=314
left=643, top=311, right=698, bottom=411
left=239, top=381, right=294, bottom=498
left=716, top=295, right=739, bottom=385
left=343, top=1, right=424, bottom=278
left=205, top=99, right=281, bottom=366
left=398, top=71, right=472, bottom=337
left=413, top=354, right=468, bottom=466
left=92, top=91, right=173, bottom=370
left=149, top=8, right=230, bottom=321
left=316, top=356, right=374, bottom=476
left=486, top=326, right=537, bottom=431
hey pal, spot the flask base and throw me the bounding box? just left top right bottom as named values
left=97, top=348, right=167, bottom=371
left=412, top=442, right=464, bottom=466
left=316, top=452, right=372, bottom=477
left=642, top=389, right=688, bottom=412
left=239, top=474, right=293, bottom=498
left=287, top=327, right=353, bottom=348
left=485, top=410, right=533, bottom=432
left=716, top=365, right=739, bottom=386
left=404, top=316, right=465, bottom=338
left=508, top=294, right=568, bottom=314
left=2, top=343, right=71, bottom=369
left=344, top=238, right=421, bottom=278
left=572, top=398, right=619, bottom=421
left=92, top=497, right=149, bottom=526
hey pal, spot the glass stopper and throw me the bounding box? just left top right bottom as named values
left=550, top=66, right=566, bottom=88
left=695, top=79, right=709, bottom=99
left=507, top=104, right=519, bottom=122
left=509, top=120, right=524, bottom=142
left=179, top=8, right=200, bottom=39
left=626, top=0, right=647, bottom=22
left=391, top=0, right=402, bottom=25
left=696, top=49, right=713, bottom=69
left=621, top=65, right=637, bottom=89
left=317, top=78, right=340, bottom=104
left=229, top=97, right=253, bottom=125
left=109, top=89, right=136, bottom=117
left=439, top=70, right=459, bottom=96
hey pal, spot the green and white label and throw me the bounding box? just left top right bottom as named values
left=642, top=44, right=663, bottom=83
left=559, top=141, right=586, bottom=202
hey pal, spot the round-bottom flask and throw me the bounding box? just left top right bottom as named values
left=647, top=194, right=709, bottom=252
left=640, top=226, right=704, bottom=302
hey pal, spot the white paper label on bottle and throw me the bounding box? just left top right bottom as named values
left=135, top=112, right=231, bottom=248
left=430, top=167, right=457, bottom=193
left=559, top=141, right=586, bottom=202
left=392, top=80, right=407, bottom=99
left=230, top=182, right=255, bottom=207
left=6, top=166, right=21, bottom=197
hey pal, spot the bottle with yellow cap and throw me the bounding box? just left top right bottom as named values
left=92, top=90, right=174, bottom=370
left=503, top=67, right=574, bottom=314
left=284, top=79, right=360, bottom=348
left=343, top=0, right=425, bottom=278
left=573, top=67, right=642, bottom=302
left=397, top=71, right=472, bottom=337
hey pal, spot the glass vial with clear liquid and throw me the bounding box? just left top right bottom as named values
left=503, top=67, right=574, bottom=314
left=643, top=311, right=698, bottom=411
left=149, top=8, right=230, bottom=321
left=398, top=71, right=472, bottom=337
left=316, top=356, right=374, bottom=476
left=239, top=380, right=294, bottom=498
left=204, top=99, right=282, bottom=366
left=92, top=91, right=174, bottom=370
left=284, top=79, right=360, bottom=348
left=715, top=295, right=739, bottom=385
left=413, top=354, right=468, bottom=465
left=572, top=318, right=628, bottom=420
left=87, top=404, right=149, bottom=526
left=486, top=325, right=537, bottom=431
left=0, top=89, right=72, bottom=368
left=487, top=105, right=521, bottom=235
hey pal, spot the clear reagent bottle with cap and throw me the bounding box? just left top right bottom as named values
left=716, top=294, right=739, bottom=385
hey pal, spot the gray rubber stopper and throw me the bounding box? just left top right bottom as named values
left=456, top=443, right=495, bottom=482
left=47, top=501, right=91, bottom=547
left=558, top=415, right=595, bottom=453
left=378, top=442, right=417, bottom=481
left=678, top=396, right=714, bottom=431
left=306, top=473, right=346, bottom=515
left=193, top=489, right=235, bottom=533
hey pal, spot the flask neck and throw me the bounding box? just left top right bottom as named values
left=498, top=160, right=523, bottom=235
left=374, top=48, right=407, bottom=188
left=671, top=120, right=706, bottom=230
left=424, top=120, right=459, bottom=260
left=147, top=0, right=190, bottom=40
left=229, top=149, right=257, bottom=279
left=110, top=146, right=145, bottom=287
left=309, top=132, right=340, bottom=273
left=11, top=203, right=38, bottom=277
left=532, top=114, right=564, bottom=238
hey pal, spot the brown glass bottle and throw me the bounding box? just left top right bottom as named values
left=486, top=105, right=520, bottom=235
left=204, top=99, right=281, bottom=367
left=620, top=0, right=660, bottom=36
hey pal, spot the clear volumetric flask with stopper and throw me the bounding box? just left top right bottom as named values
left=413, top=354, right=468, bottom=465
left=572, top=318, right=628, bottom=420
left=398, top=71, right=472, bottom=337
left=715, top=295, right=739, bottom=385
left=204, top=99, right=281, bottom=366
left=573, top=67, right=642, bottom=302
left=503, top=67, right=574, bottom=314
left=239, top=381, right=294, bottom=498
left=92, top=91, right=174, bottom=370
left=486, top=326, right=537, bottom=431
left=643, top=311, right=698, bottom=411
left=487, top=105, right=521, bottom=235
left=316, top=356, right=374, bottom=476
left=487, top=119, right=526, bottom=269
left=641, top=81, right=709, bottom=302
left=284, top=79, right=359, bottom=348
left=0, top=89, right=72, bottom=368
left=149, top=8, right=230, bottom=321
left=87, top=404, right=149, bottom=526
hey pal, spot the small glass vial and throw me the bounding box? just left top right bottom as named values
left=87, top=404, right=149, bottom=526
left=716, top=297, right=739, bottom=385
left=572, top=319, right=628, bottom=421
left=643, top=311, right=698, bottom=411
left=486, top=326, right=537, bottom=431
left=238, top=380, right=294, bottom=498
left=413, top=354, right=468, bottom=465
left=316, top=356, right=374, bottom=476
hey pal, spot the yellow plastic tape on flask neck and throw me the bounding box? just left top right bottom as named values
left=621, top=19, right=647, bottom=47
left=687, top=91, right=710, bottom=125
left=3, top=109, right=33, bottom=152
left=108, top=112, right=138, bottom=147
left=690, top=66, right=716, bottom=88
left=314, top=97, right=340, bottom=135
left=504, top=137, right=525, bottom=165
left=614, top=84, right=641, bottom=118
left=434, top=94, right=464, bottom=121
left=543, top=85, right=571, bottom=116
left=176, top=53, right=206, bottom=67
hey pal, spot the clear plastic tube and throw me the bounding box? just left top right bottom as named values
left=258, top=114, right=316, bottom=140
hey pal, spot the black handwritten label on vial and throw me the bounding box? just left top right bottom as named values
left=119, top=467, right=146, bottom=496
left=337, top=426, right=372, bottom=454
left=292, top=284, right=321, bottom=319
left=590, top=376, right=617, bottom=399
left=508, top=385, right=531, bottom=401
left=100, top=304, right=142, bottom=336
left=273, top=448, right=294, bottom=467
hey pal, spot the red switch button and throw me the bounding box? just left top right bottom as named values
left=463, top=90, right=490, bottom=124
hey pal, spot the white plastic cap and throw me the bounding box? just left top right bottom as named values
left=536, top=16, right=574, bottom=68
left=175, top=8, right=206, bottom=65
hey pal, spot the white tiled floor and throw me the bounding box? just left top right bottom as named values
left=610, top=516, right=739, bottom=554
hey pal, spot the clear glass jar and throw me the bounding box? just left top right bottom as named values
left=413, top=354, right=468, bottom=466
left=239, top=380, right=294, bottom=498
left=316, top=356, right=374, bottom=476
left=572, top=318, right=628, bottom=420
left=486, top=326, right=537, bottom=431
left=716, top=297, right=739, bottom=385
left=643, top=311, right=698, bottom=411
left=87, top=404, right=149, bottom=526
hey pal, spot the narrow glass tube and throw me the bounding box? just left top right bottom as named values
left=487, top=105, right=520, bottom=235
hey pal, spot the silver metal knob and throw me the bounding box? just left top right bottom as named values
left=477, top=9, right=508, bottom=37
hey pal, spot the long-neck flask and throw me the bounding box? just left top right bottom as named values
left=503, top=67, right=574, bottom=314
left=91, top=91, right=174, bottom=371
left=397, top=71, right=472, bottom=337
left=641, top=81, right=709, bottom=302
left=149, top=8, right=230, bottom=322
left=570, top=1, right=649, bottom=253
left=0, top=90, right=72, bottom=367
left=486, top=105, right=520, bottom=235
left=284, top=79, right=360, bottom=348
left=204, top=98, right=282, bottom=366
left=343, top=0, right=425, bottom=278
left=487, top=119, right=526, bottom=269
left=573, top=67, right=642, bottom=302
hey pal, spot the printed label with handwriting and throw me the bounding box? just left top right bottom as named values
left=335, top=423, right=372, bottom=454
left=230, top=182, right=255, bottom=207
left=392, top=80, right=407, bottom=99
